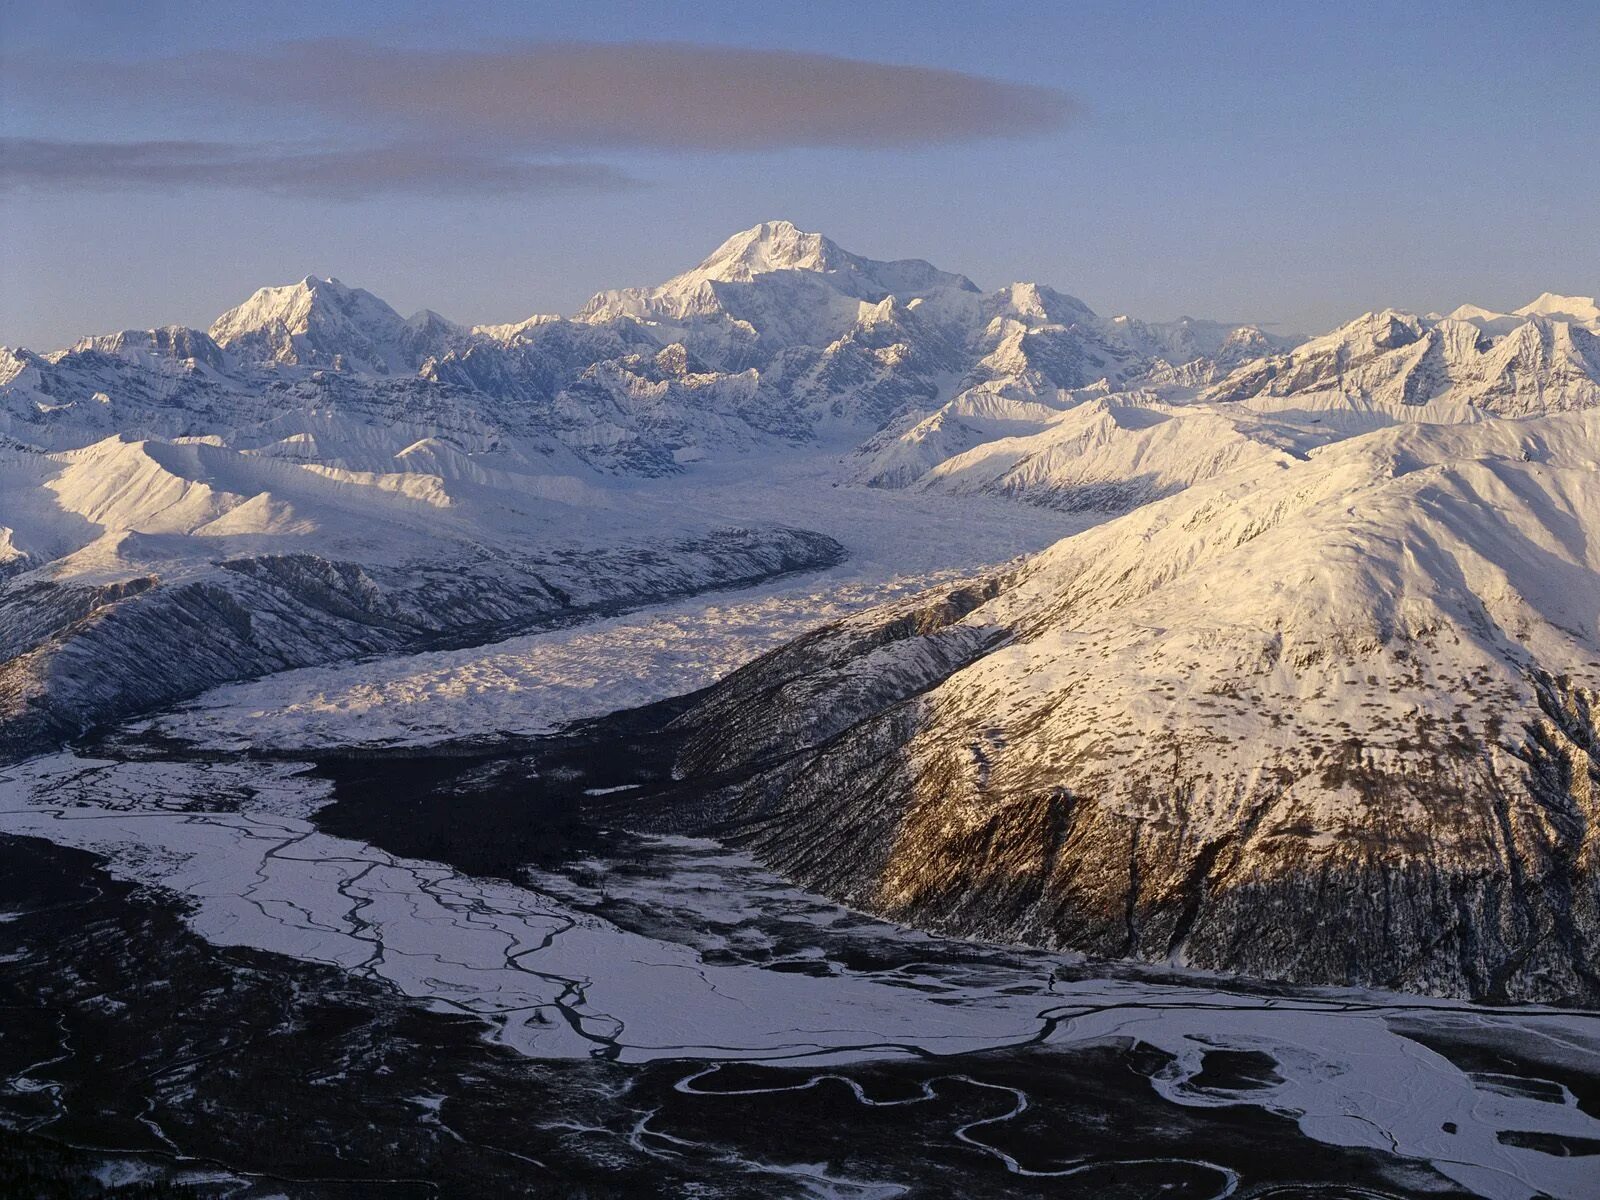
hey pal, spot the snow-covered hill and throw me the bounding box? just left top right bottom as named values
left=0, top=415, right=844, bottom=755
left=855, top=395, right=1303, bottom=508
left=0, top=428, right=841, bottom=753
left=671, top=409, right=1600, bottom=1004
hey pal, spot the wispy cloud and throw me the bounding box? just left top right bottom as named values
left=2, top=40, right=1073, bottom=197
left=0, top=138, right=637, bottom=199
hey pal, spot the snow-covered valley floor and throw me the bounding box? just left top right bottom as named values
left=141, top=462, right=1085, bottom=752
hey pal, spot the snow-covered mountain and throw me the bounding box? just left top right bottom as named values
left=10, top=226, right=1591, bottom=491
left=4, top=222, right=1600, bottom=1008
left=1509, top=292, right=1600, bottom=325
left=1204, top=301, right=1600, bottom=415
left=1, top=222, right=1324, bottom=491
left=672, top=409, right=1600, bottom=1004
left=860, top=292, right=1600, bottom=509
left=4, top=234, right=1596, bottom=743
left=581, top=220, right=981, bottom=327
left=208, top=275, right=473, bottom=374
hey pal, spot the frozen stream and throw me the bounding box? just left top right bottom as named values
left=2, top=750, right=1599, bottom=1199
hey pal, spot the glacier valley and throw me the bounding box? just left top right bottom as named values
left=2, top=222, right=1598, bottom=1197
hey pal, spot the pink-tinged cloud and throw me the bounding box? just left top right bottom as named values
left=30, top=40, right=1077, bottom=152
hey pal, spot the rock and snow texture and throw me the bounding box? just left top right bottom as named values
left=673, top=410, right=1600, bottom=1005
left=1202, top=303, right=1600, bottom=416
left=207, top=275, right=467, bottom=374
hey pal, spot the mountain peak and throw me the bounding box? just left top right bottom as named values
left=992, top=281, right=1098, bottom=323
left=686, top=221, right=980, bottom=298
left=68, top=325, right=227, bottom=369
left=577, top=221, right=979, bottom=335
left=1514, top=292, right=1600, bottom=325
left=208, top=276, right=417, bottom=372
left=693, top=221, right=847, bottom=282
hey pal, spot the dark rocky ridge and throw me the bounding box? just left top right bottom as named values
left=663, top=418, right=1600, bottom=1006
left=668, top=593, right=1600, bottom=1005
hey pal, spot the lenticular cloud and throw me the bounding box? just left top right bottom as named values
left=16, top=39, right=1078, bottom=153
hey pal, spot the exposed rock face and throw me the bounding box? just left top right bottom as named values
left=672, top=411, right=1600, bottom=1003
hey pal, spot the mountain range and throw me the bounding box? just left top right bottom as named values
left=3, top=221, right=1598, bottom=1000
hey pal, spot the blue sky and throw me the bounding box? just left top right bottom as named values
left=2, top=0, right=1596, bottom=348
